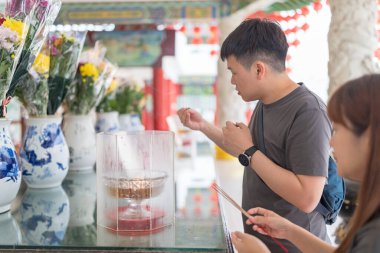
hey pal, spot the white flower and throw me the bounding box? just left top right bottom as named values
left=0, top=26, right=17, bottom=51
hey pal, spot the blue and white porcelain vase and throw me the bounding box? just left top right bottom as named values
left=119, top=113, right=145, bottom=131
left=95, top=111, right=119, bottom=133
left=0, top=119, right=21, bottom=213
left=19, top=186, right=69, bottom=245
left=62, top=114, right=96, bottom=172
left=20, top=116, right=69, bottom=188
left=62, top=170, right=96, bottom=227
left=0, top=211, right=22, bottom=245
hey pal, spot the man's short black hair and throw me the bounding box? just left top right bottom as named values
left=220, top=18, right=288, bottom=72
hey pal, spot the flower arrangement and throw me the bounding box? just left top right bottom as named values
left=47, top=31, right=86, bottom=115
left=6, top=0, right=61, bottom=102
left=96, top=78, right=119, bottom=113
left=66, top=42, right=117, bottom=115
left=112, top=78, right=146, bottom=116
left=15, top=51, right=49, bottom=116
left=0, top=14, right=28, bottom=117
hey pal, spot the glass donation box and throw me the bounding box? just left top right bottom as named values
left=96, top=131, right=175, bottom=233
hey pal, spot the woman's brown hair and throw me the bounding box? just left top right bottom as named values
left=328, top=74, right=380, bottom=253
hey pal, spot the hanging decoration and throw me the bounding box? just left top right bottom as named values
left=374, top=0, right=380, bottom=61
left=247, top=0, right=328, bottom=73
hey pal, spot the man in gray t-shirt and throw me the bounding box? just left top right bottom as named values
left=177, top=19, right=330, bottom=253
left=243, top=84, right=331, bottom=252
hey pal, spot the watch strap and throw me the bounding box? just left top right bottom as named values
left=244, top=145, right=259, bottom=157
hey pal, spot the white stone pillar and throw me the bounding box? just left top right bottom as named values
left=328, top=0, right=379, bottom=95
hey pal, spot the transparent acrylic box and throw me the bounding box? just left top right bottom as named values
left=97, top=131, right=175, bottom=233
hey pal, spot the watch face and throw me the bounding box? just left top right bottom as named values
left=238, top=154, right=250, bottom=166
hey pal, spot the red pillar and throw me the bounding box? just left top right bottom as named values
left=153, top=68, right=169, bottom=130
left=152, top=29, right=175, bottom=130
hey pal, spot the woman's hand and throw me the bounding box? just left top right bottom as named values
left=247, top=207, right=293, bottom=240
left=231, top=231, right=270, bottom=253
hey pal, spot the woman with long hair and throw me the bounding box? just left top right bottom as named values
left=231, top=74, right=380, bottom=253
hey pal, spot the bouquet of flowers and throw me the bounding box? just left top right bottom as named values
left=0, top=13, right=28, bottom=117
left=15, top=50, right=49, bottom=116
left=66, top=42, right=117, bottom=115
left=6, top=0, right=61, bottom=100
left=96, top=78, right=118, bottom=113
left=47, top=31, right=86, bottom=115
left=113, top=78, right=145, bottom=116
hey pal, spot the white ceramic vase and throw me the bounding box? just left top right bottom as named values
left=95, top=111, right=119, bottom=133
left=119, top=113, right=144, bottom=131
left=62, top=114, right=96, bottom=172
left=0, top=211, right=22, bottom=245
left=20, top=116, right=69, bottom=188
left=0, top=119, right=22, bottom=213
left=19, top=186, right=70, bottom=245
left=62, top=170, right=96, bottom=227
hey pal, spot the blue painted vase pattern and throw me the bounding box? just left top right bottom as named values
left=20, top=117, right=69, bottom=188
left=19, top=187, right=70, bottom=245
left=0, top=119, right=22, bottom=213
left=95, top=112, right=119, bottom=133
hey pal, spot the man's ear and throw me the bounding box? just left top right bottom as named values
left=253, top=61, right=265, bottom=80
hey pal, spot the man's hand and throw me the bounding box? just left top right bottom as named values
left=231, top=231, right=270, bottom=253
left=177, top=108, right=205, bottom=131
left=222, top=121, right=253, bottom=156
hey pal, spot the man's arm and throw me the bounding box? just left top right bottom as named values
left=178, top=108, right=238, bottom=156
left=250, top=151, right=326, bottom=213
left=200, top=120, right=242, bottom=156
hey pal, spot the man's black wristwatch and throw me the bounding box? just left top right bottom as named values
left=238, top=145, right=259, bottom=166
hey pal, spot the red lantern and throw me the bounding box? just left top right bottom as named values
left=193, top=26, right=201, bottom=33
left=375, top=48, right=380, bottom=59
left=179, top=25, right=186, bottom=33
left=301, top=23, right=310, bottom=31
left=192, top=37, right=202, bottom=44
left=301, top=7, right=309, bottom=16
left=207, top=37, right=218, bottom=44
left=210, top=50, right=218, bottom=56
left=209, top=25, right=218, bottom=33
left=313, top=2, right=323, bottom=12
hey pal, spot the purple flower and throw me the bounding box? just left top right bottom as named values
left=51, top=46, right=58, bottom=56
left=39, top=0, right=49, bottom=8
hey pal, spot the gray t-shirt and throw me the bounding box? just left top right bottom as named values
left=242, top=84, right=331, bottom=253
left=348, top=212, right=380, bottom=252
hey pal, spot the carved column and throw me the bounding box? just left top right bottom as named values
left=328, top=0, right=379, bottom=95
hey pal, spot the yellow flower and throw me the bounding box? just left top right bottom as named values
left=80, top=63, right=99, bottom=81
left=33, top=53, right=50, bottom=74
left=3, top=17, right=26, bottom=40
left=106, top=79, right=118, bottom=94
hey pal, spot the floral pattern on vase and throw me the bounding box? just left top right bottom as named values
left=62, top=114, right=96, bottom=171
left=95, top=111, right=119, bottom=133
left=19, top=186, right=70, bottom=246
left=0, top=119, right=22, bottom=214
left=20, top=117, right=69, bottom=188
left=119, top=113, right=145, bottom=131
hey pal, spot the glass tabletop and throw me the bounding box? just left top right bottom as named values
left=0, top=169, right=228, bottom=252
